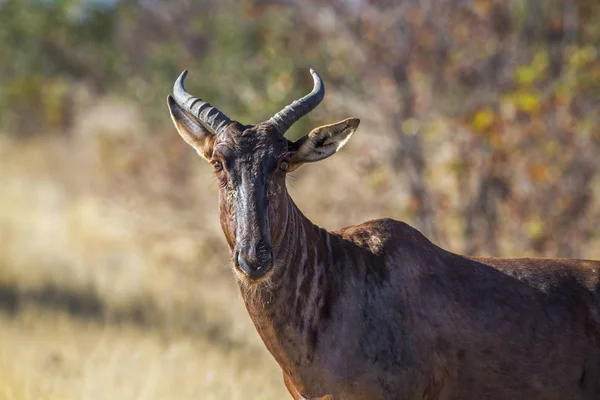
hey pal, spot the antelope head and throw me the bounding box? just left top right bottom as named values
left=167, top=70, right=359, bottom=282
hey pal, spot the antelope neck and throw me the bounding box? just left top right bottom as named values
left=239, top=191, right=342, bottom=377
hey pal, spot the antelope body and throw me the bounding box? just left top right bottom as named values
left=167, top=69, right=600, bottom=399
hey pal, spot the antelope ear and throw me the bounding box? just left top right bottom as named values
left=167, top=95, right=216, bottom=161
left=289, top=118, right=359, bottom=169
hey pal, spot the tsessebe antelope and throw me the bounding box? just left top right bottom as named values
left=167, top=69, right=600, bottom=400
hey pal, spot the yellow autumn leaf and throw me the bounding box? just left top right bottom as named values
left=472, top=107, right=495, bottom=132
left=515, top=65, right=537, bottom=86
left=569, top=46, right=598, bottom=69
left=514, top=91, right=541, bottom=115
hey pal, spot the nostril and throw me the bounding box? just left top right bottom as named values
left=236, top=251, right=255, bottom=270
left=235, top=251, right=242, bottom=268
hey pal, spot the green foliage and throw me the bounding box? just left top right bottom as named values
left=0, top=0, right=120, bottom=133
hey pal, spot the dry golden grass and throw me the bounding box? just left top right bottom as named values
left=0, top=311, right=286, bottom=400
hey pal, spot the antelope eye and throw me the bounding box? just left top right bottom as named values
left=279, top=160, right=289, bottom=172
left=212, top=161, right=223, bottom=172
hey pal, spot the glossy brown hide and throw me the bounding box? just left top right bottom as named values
left=169, top=91, right=600, bottom=400
left=216, top=130, right=598, bottom=399
left=235, top=194, right=600, bottom=399
left=213, top=132, right=600, bottom=400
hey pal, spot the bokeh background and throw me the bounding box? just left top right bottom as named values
left=1, top=0, right=599, bottom=398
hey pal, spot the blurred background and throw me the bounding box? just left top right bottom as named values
left=1, top=0, right=599, bottom=398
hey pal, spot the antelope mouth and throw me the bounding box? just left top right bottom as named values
left=232, top=250, right=274, bottom=283
left=232, top=262, right=274, bottom=284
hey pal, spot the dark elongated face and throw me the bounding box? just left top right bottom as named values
left=167, top=70, right=360, bottom=282
left=211, top=123, right=291, bottom=281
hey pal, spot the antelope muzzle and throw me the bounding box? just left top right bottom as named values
left=234, top=242, right=273, bottom=280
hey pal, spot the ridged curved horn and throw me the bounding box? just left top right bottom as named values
left=269, top=69, right=325, bottom=134
left=173, top=70, right=232, bottom=135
